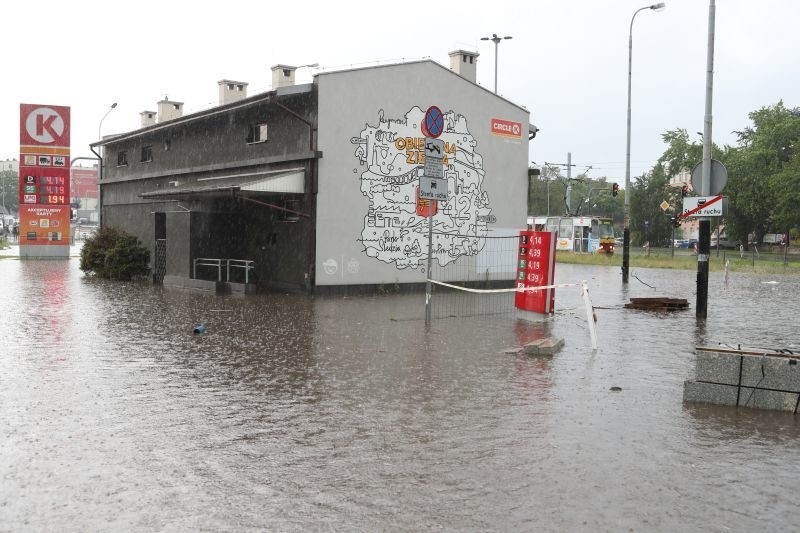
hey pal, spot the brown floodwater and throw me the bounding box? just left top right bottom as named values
left=1, top=254, right=799, bottom=531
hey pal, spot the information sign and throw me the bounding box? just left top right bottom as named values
left=515, top=230, right=557, bottom=314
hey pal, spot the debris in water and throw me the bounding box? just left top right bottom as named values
left=610, top=386, right=622, bottom=392
left=624, top=297, right=689, bottom=311
left=193, top=323, right=206, bottom=334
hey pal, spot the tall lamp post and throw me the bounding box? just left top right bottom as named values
left=623, top=2, right=665, bottom=283
left=91, top=102, right=117, bottom=227
left=480, top=33, right=512, bottom=94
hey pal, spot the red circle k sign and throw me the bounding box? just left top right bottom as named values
left=20, top=104, right=71, bottom=147
left=490, top=117, right=522, bottom=138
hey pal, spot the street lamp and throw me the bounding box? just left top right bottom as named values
left=622, top=2, right=665, bottom=283
left=92, top=102, right=117, bottom=227
left=480, top=33, right=512, bottom=94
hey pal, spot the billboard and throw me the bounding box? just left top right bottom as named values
left=19, top=104, right=71, bottom=253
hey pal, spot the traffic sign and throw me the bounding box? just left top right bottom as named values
left=422, top=106, right=444, bottom=138
left=419, top=176, right=448, bottom=201
left=423, top=137, right=444, bottom=178
left=682, top=195, right=727, bottom=217
left=690, top=159, right=728, bottom=195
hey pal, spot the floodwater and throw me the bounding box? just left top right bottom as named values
left=2, top=253, right=799, bottom=531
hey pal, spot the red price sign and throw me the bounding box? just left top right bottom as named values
left=515, top=230, right=557, bottom=314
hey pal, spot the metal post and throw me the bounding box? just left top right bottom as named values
left=425, top=211, right=433, bottom=325
left=696, top=0, right=715, bottom=319
left=622, top=3, right=665, bottom=283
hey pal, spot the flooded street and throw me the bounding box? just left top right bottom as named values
left=2, top=256, right=800, bottom=531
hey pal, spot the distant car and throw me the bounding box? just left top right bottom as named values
left=711, top=236, right=737, bottom=249
left=674, top=239, right=689, bottom=248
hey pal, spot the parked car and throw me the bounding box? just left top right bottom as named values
left=710, top=235, right=737, bottom=249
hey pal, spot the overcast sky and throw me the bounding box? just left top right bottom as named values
left=2, top=0, right=797, bottom=183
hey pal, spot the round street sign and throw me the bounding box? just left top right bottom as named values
left=690, top=159, right=728, bottom=195
left=422, top=106, right=444, bottom=138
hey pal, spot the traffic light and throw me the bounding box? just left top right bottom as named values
left=612, top=183, right=619, bottom=197
left=681, top=184, right=688, bottom=198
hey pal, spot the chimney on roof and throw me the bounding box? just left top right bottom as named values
left=448, top=50, right=479, bottom=84
left=157, top=98, right=183, bottom=123
left=140, top=110, right=157, bottom=128
left=218, top=80, right=249, bottom=105
left=271, top=65, right=297, bottom=89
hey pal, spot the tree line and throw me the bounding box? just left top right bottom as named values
left=528, top=101, right=799, bottom=248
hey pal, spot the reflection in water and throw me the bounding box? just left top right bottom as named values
left=1, top=260, right=799, bottom=530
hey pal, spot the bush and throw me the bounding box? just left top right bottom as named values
left=80, top=226, right=150, bottom=280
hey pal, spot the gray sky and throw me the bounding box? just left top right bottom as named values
left=2, top=0, right=797, bottom=183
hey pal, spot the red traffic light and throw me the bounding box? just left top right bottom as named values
left=612, top=183, right=619, bottom=197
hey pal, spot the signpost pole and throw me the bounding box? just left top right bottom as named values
left=425, top=211, right=433, bottom=325
left=697, top=0, right=715, bottom=319
left=420, top=129, right=445, bottom=326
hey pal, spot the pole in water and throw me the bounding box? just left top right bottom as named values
left=425, top=210, right=433, bottom=325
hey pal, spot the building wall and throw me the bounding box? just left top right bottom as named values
left=314, top=61, right=530, bottom=286
left=100, top=90, right=318, bottom=289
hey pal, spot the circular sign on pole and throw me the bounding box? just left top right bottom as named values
left=422, top=106, right=444, bottom=138
left=690, top=159, right=728, bottom=195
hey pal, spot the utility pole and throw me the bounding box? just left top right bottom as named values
left=696, top=0, right=715, bottom=319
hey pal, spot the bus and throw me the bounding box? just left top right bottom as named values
left=529, top=216, right=616, bottom=254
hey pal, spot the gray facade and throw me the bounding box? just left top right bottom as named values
left=96, top=59, right=532, bottom=293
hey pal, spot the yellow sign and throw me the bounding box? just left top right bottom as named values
left=660, top=200, right=670, bottom=211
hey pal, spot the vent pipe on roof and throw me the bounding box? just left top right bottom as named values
left=157, top=98, right=184, bottom=123
left=448, top=50, right=479, bottom=84
left=218, top=80, right=249, bottom=105
left=140, top=110, right=157, bottom=128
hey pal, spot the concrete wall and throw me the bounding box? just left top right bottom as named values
left=314, top=61, right=530, bottom=286
left=684, top=348, right=800, bottom=412
left=100, top=90, right=317, bottom=290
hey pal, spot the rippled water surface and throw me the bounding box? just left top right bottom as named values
left=2, top=256, right=799, bottom=531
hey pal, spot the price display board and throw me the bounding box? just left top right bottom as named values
left=514, top=230, right=557, bottom=314
left=19, top=103, right=71, bottom=250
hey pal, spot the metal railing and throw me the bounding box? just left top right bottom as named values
left=193, top=258, right=255, bottom=283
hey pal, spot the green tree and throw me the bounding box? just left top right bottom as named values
left=727, top=102, right=800, bottom=240
left=80, top=226, right=150, bottom=280
left=0, top=170, right=18, bottom=216
left=630, top=162, right=676, bottom=246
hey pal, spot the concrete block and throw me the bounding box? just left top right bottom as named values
left=522, top=337, right=564, bottom=356
left=683, top=380, right=739, bottom=406
left=523, top=339, right=545, bottom=356
left=538, top=337, right=565, bottom=356
left=737, top=387, right=799, bottom=412
left=740, top=357, right=800, bottom=392
left=694, top=351, right=742, bottom=385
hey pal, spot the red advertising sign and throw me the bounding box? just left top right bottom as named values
left=19, top=205, right=71, bottom=246
left=20, top=103, right=71, bottom=254
left=515, top=230, right=557, bottom=314
left=20, top=104, right=70, bottom=147
left=490, top=118, right=523, bottom=138
left=415, top=186, right=438, bottom=217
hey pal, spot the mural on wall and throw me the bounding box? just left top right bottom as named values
left=351, top=106, right=492, bottom=270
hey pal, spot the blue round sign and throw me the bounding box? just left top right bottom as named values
left=424, top=106, right=444, bottom=138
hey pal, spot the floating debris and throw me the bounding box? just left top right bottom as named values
left=624, top=297, right=689, bottom=311
left=610, top=386, right=622, bottom=392
left=193, top=323, right=206, bottom=334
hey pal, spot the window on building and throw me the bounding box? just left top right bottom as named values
left=236, top=84, right=244, bottom=91
left=117, top=151, right=128, bottom=166
left=247, top=123, right=268, bottom=144
left=141, top=145, right=153, bottom=162
left=278, top=198, right=301, bottom=223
